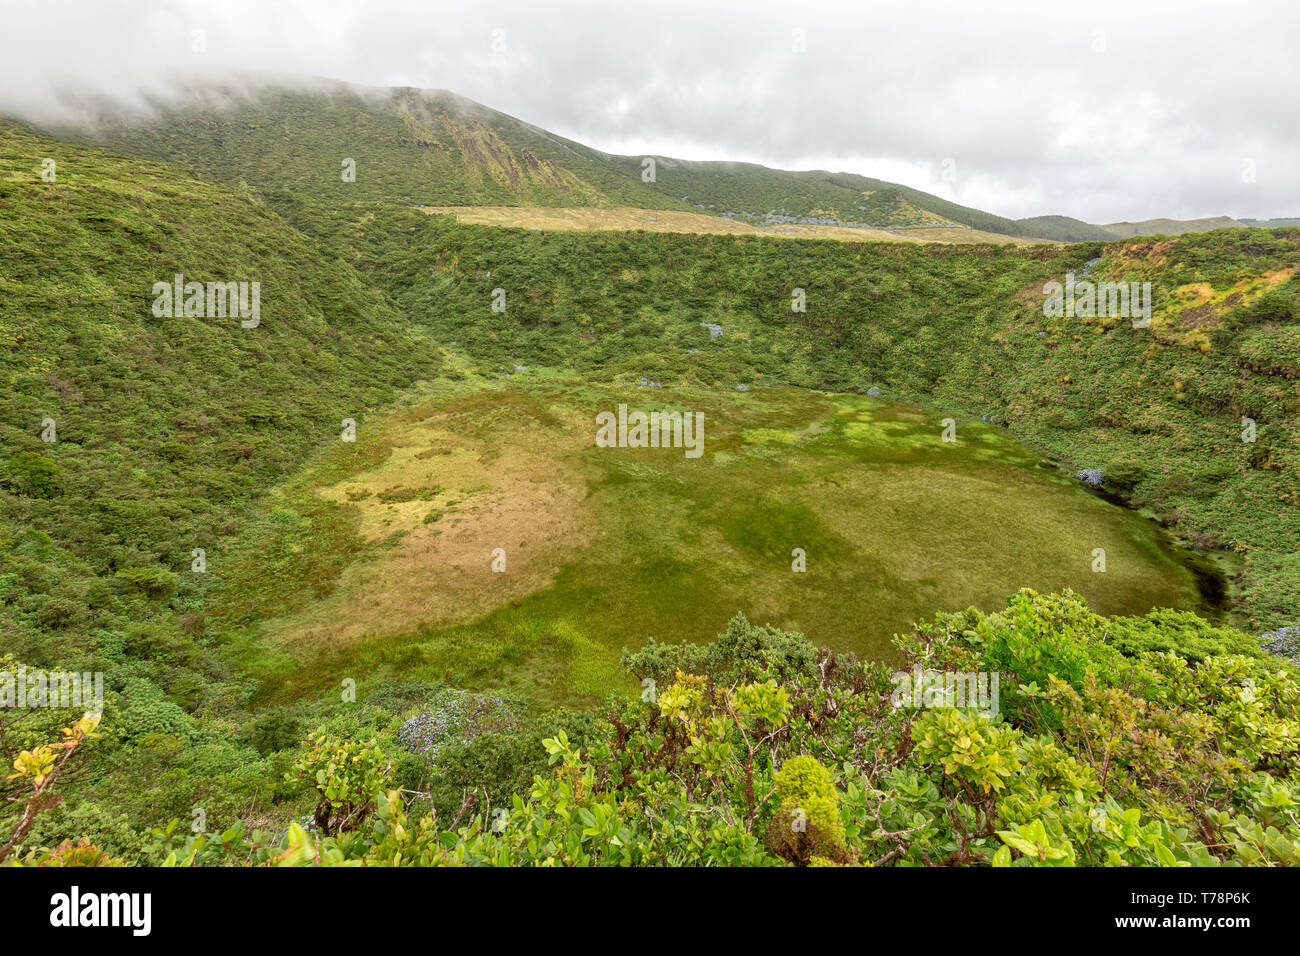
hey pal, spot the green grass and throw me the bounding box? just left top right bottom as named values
left=213, top=379, right=1203, bottom=707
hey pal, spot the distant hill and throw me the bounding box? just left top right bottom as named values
left=1098, top=216, right=1250, bottom=237
left=1017, top=215, right=1119, bottom=242
left=31, top=76, right=1109, bottom=243
left=16, top=76, right=1281, bottom=250
left=49, top=79, right=674, bottom=212
left=1240, top=217, right=1300, bottom=228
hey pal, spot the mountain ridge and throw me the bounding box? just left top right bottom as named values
left=22, top=76, right=1114, bottom=242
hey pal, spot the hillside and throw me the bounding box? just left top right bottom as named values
left=1099, top=216, right=1251, bottom=238
left=44, top=77, right=1104, bottom=243
left=53, top=80, right=665, bottom=211
left=1241, top=217, right=1300, bottom=228
left=0, top=117, right=440, bottom=690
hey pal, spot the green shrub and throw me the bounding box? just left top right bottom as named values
left=1106, top=609, right=1264, bottom=662
left=766, top=755, right=848, bottom=865
left=113, top=567, right=178, bottom=601
left=1105, top=458, right=1147, bottom=492
left=4, top=451, right=59, bottom=498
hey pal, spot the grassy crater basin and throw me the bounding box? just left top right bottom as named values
left=223, top=378, right=1204, bottom=705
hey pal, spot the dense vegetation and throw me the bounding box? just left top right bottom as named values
left=9, top=592, right=1297, bottom=866
left=2, top=93, right=1298, bottom=867
left=0, top=120, right=437, bottom=855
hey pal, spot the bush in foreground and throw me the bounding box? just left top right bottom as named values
left=9, top=591, right=1299, bottom=867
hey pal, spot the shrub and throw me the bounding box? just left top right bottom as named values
left=766, top=755, right=848, bottom=865
left=1106, top=609, right=1265, bottom=662
left=4, top=451, right=60, bottom=498
left=113, top=567, right=178, bottom=601
left=1105, top=457, right=1147, bottom=492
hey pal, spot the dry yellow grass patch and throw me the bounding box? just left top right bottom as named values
left=1175, top=282, right=1216, bottom=304
left=1261, top=267, right=1297, bottom=289
left=893, top=226, right=1051, bottom=246
left=1156, top=265, right=1298, bottom=347
left=265, top=402, right=595, bottom=655
left=418, top=205, right=922, bottom=242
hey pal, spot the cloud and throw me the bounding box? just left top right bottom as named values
left=1, top=0, right=1295, bottom=222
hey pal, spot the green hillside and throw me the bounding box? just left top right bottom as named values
left=1241, top=217, right=1300, bottom=228
left=1015, top=214, right=1120, bottom=242
left=0, top=117, right=440, bottom=687
left=61, top=80, right=684, bottom=212
left=596, top=157, right=1113, bottom=240
left=52, top=78, right=1113, bottom=242
left=1099, top=216, right=1250, bottom=238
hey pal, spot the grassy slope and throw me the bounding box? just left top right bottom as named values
left=1099, top=216, right=1250, bottom=238
left=52, top=79, right=1105, bottom=242
left=0, top=120, right=459, bottom=849
left=604, top=158, right=1113, bottom=240
left=61, top=81, right=694, bottom=211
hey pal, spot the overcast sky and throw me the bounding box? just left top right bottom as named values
left=2, top=0, right=1296, bottom=223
